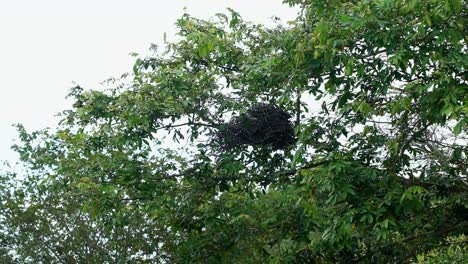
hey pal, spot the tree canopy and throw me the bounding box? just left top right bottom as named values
left=1, top=0, right=467, bottom=263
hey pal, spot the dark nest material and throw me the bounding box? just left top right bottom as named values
left=218, top=103, right=295, bottom=149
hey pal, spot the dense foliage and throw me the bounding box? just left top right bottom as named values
left=1, top=0, right=467, bottom=263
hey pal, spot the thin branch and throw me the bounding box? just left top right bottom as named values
left=402, top=221, right=465, bottom=243
left=154, top=122, right=218, bottom=132
left=399, top=221, right=467, bottom=262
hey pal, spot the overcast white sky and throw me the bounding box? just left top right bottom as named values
left=0, top=0, right=298, bottom=162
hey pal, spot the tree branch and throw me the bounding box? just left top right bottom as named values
left=154, top=122, right=218, bottom=132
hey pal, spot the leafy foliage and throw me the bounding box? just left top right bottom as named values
left=1, top=0, right=467, bottom=263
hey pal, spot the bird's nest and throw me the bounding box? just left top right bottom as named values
left=217, top=104, right=295, bottom=149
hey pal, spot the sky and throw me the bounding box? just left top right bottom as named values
left=0, top=0, right=298, bottom=162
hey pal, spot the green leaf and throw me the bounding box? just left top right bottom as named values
left=198, top=44, right=210, bottom=58
left=358, top=101, right=371, bottom=115
left=454, top=119, right=465, bottom=135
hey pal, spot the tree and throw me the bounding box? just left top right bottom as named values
left=1, top=0, right=467, bottom=263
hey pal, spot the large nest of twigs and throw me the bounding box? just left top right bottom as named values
left=218, top=104, right=295, bottom=149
